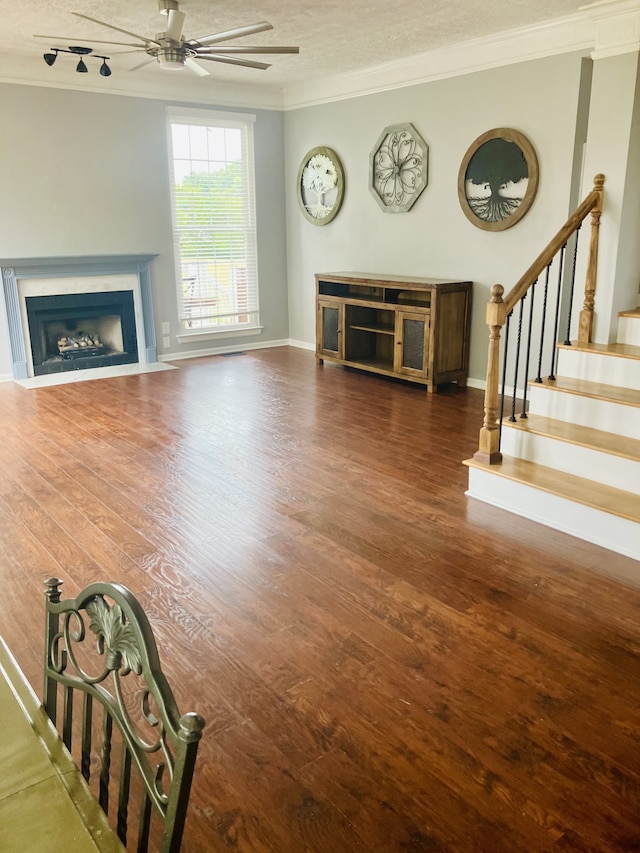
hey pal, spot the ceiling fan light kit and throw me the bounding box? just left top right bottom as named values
left=35, top=2, right=299, bottom=77
left=156, top=47, right=186, bottom=70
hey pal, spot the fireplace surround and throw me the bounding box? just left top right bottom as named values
left=1, top=255, right=157, bottom=380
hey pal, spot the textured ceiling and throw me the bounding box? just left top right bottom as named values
left=5, top=0, right=587, bottom=89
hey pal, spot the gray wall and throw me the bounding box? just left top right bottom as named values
left=0, top=52, right=597, bottom=384
left=0, top=84, right=288, bottom=375
left=284, top=52, right=589, bottom=385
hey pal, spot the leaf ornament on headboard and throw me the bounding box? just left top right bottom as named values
left=86, top=596, right=143, bottom=675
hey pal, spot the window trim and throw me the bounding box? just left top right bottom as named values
left=166, top=106, right=260, bottom=339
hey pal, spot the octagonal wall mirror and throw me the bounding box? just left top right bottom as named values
left=297, top=146, right=345, bottom=226
left=369, top=122, right=429, bottom=213
left=458, top=128, right=539, bottom=231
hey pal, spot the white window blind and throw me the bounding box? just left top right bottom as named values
left=166, top=107, right=259, bottom=332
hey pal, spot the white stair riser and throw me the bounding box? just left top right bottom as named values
left=556, top=348, right=640, bottom=390
left=500, top=427, right=640, bottom=494
left=528, top=385, right=640, bottom=440
left=618, top=316, right=640, bottom=346
left=466, top=467, right=640, bottom=561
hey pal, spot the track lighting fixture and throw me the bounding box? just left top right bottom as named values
left=42, top=46, right=112, bottom=76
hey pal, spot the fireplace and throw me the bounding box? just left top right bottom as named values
left=27, top=290, right=139, bottom=376
left=1, top=255, right=158, bottom=381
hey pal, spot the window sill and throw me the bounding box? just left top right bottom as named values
left=176, top=325, right=263, bottom=344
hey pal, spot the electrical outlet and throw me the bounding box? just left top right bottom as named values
left=163, top=336, right=171, bottom=348
left=161, top=321, right=170, bottom=335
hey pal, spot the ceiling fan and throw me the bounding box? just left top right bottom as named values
left=35, top=1, right=300, bottom=76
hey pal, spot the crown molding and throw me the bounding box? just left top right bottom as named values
left=0, top=55, right=285, bottom=111
left=2, top=0, right=639, bottom=113
left=581, top=0, right=640, bottom=57
left=282, top=1, right=640, bottom=110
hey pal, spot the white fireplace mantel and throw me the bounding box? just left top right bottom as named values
left=1, top=255, right=158, bottom=380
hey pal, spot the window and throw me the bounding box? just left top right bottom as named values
left=167, top=107, right=259, bottom=334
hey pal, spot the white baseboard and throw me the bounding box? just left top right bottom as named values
left=288, top=339, right=316, bottom=351
left=466, top=377, right=485, bottom=391
left=0, top=372, right=14, bottom=383
left=159, top=338, right=290, bottom=362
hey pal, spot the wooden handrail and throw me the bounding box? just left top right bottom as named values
left=474, top=174, right=604, bottom=465
left=504, top=174, right=604, bottom=314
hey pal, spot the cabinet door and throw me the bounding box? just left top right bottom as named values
left=317, top=299, right=344, bottom=358
left=394, top=311, right=430, bottom=377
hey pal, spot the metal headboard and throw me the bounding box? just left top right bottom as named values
left=43, top=577, right=205, bottom=853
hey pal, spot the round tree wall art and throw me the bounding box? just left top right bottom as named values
left=458, top=128, right=539, bottom=231
left=297, top=146, right=345, bottom=226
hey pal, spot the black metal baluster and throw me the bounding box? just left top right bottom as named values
left=549, top=244, right=566, bottom=380
left=536, top=263, right=552, bottom=383
left=564, top=225, right=582, bottom=345
left=521, top=281, right=536, bottom=418
left=509, top=295, right=526, bottom=422
left=499, top=312, right=512, bottom=447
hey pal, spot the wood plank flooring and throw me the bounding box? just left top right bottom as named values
left=1, top=346, right=640, bottom=852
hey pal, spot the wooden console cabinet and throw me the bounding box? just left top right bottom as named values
left=316, top=272, right=472, bottom=392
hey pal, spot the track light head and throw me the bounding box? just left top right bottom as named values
left=43, top=51, right=57, bottom=66
left=76, top=58, right=88, bottom=73
left=99, top=59, right=112, bottom=77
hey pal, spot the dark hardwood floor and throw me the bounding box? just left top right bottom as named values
left=1, top=346, right=640, bottom=852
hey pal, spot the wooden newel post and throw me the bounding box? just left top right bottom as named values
left=474, top=284, right=506, bottom=465
left=578, top=173, right=604, bottom=344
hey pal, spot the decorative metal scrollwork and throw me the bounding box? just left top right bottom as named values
left=370, top=122, right=429, bottom=213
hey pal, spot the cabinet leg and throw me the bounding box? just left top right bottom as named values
left=316, top=355, right=324, bottom=365
left=457, top=376, right=468, bottom=388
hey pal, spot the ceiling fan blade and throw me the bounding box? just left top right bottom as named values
left=184, top=57, right=210, bottom=77
left=34, top=34, right=145, bottom=47
left=165, top=9, right=186, bottom=42
left=188, top=21, right=273, bottom=48
left=195, top=45, right=299, bottom=55
left=195, top=54, right=271, bottom=70
left=129, top=57, right=156, bottom=72
left=71, top=12, right=160, bottom=46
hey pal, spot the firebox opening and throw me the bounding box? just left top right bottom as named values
left=26, top=290, right=138, bottom=376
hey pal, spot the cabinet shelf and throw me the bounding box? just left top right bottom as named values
left=316, top=272, right=472, bottom=393
left=348, top=356, right=394, bottom=371
left=348, top=323, right=395, bottom=335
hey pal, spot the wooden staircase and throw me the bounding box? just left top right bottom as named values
left=465, top=309, right=640, bottom=561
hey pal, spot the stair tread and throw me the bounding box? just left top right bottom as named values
left=501, top=413, right=640, bottom=461
left=530, top=376, right=640, bottom=407
left=619, top=307, right=640, bottom=318
left=558, top=341, right=640, bottom=360
left=463, top=455, right=640, bottom=522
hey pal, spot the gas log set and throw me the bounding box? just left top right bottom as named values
left=57, top=332, right=106, bottom=360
